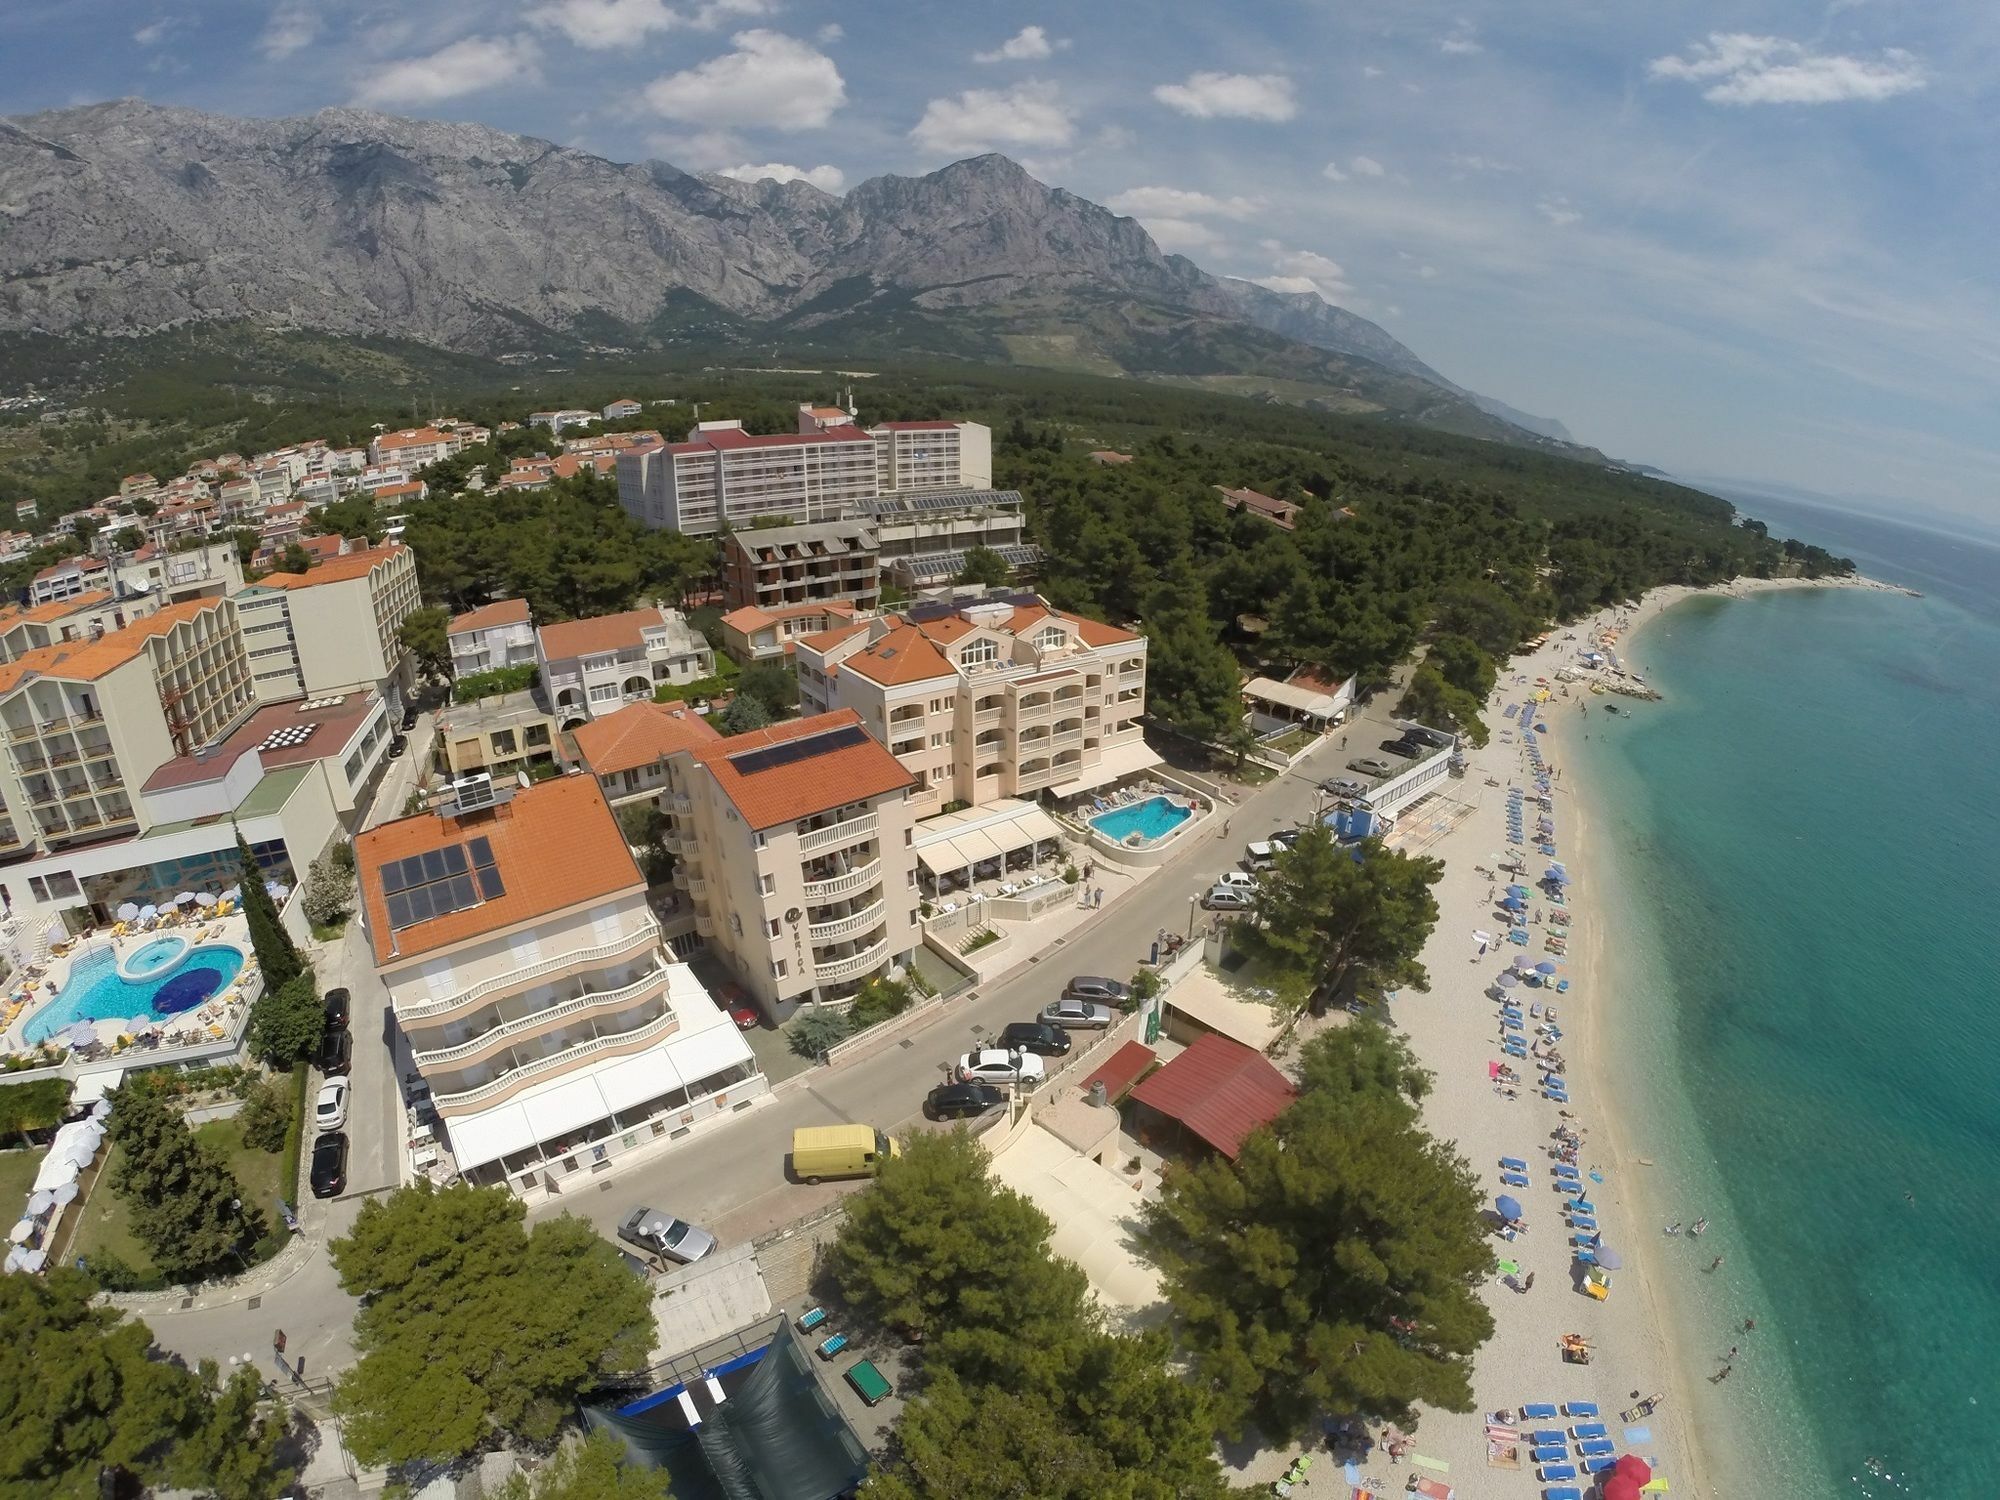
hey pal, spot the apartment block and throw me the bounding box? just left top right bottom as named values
left=447, top=599, right=536, bottom=678
left=855, top=489, right=1041, bottom=592
left=794, top=594, right=1153, bottom=819
left=601, top=399, right=644, bottom=421
left=721, top=519, right=880, bottom=613
left=537, top=607, right=713, bottom=725
left=357, top=773, right=763, bottom=1194
left=0, top=593, right=147, bottom=664
left=528, top=409, right=596, bottom=433
left=234, top=545, right=421, bottom=710
left=717, top=602, right=857, bottom=664
left=368, top=426, right=465, bottom=468
left=432, top=691, right=564, bottom=783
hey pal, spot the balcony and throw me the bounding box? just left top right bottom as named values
left=802, top=858, right=880, bottom=902
left=815, top=936, right=890, bottom=983
left=808, top=899, right=886, bottom=943
left=670, top=792, right=692, bottom=815
left=395, top=922, right=660, bottom=1023
left=685, top=878, right=709, bottom=901
left=798, top=812, right=877, bottom=853
left=411, top=965, right=672, bottom=1069
left=429, top=1006, right=682, bottom=1116
left=694, top=910, right=716, bottom=938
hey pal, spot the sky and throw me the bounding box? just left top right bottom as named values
left=3, top=0, right=1998, bottom=522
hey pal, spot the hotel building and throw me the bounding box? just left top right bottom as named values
left=233, top=546, right=422, bottom=711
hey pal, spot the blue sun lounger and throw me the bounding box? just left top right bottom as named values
left=1544, top=1489, right=1584, bottom=1500
left=1546, top=1090, right=1570, bottom=1104
left=1538, top=1465, right=1578, bottom=1482
left=1521, top=1403, right=1559, bottom=1420
left=1574, top=1247, right=1597, bottom=1265
left=1579, top=1438, right=1616, bottom=1458
left=1532, top=1444, right=1568, bottom=1465
left=1530, top=1428, right=1565, bottom=1446
left=1543, top=1073, right=1567, bottom=1087
left=1500, top=1156, right=1528, bottom=1172
left=1562, top=1401, right=1598, bottom=1417
left=1553, top=1163, right=1579, bottom=1177
left=1569, top=1216, right=1597, bottom=1233
left=1572, top=1422, right=1608, bottom=1439
left=1569, top=1198, right=1595, bottom=1214
left=1502, top=1172, right=1531, bottom=1188
left=1584, top=1456, right=1618, bottom=1473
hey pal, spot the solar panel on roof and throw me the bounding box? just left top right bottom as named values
left=383, top=838, right=497, bottom=931
left=726, top=723, right=870, bottom=776
left=443, top=874, right=476, bottom=911
left=381, top=860, right=410, bottom=894
left=420, top=848, right=449, bottom=881
left=476, top=865, right=505, bottom=900
left=468, top=836, right=495, bottom=867
left=440, top=844, right=468, bottom=876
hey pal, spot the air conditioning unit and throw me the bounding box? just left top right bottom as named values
left=450, top=773, right=497, bottom=813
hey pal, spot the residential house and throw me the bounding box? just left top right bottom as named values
left=537, top=607, right=713, bottom=725
left=717, top=602, right=856, bottom=664
left=1215, top=486, right=1301, bottom=531
left=448, top=599, right=537, bottom=679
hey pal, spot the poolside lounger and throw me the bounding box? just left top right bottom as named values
left=1585, top=1456, right=1618, bottom=1473
left=1578, top=1439, right=1616, bottom=1458
left=1500, top=1156, right=1528, bottom=1172
left=1562, top=1401, right=1598, bottom=1417
left=816, top=1332, right=849, bottom=1360
left=1572, top=1422, right=1608, bottom=1439
left=1501, top=1172, right=1531, bottom=1189
left=1544, top=1489, right=1584, bottom=1500
left=1530, top=1428, right=1565, bottom=1445
left=1538, top=1465, right=1578, bottom=1482
left=1532, top=1444, right=1569, bottom=1464
left=1521, top=1403, right=1559, bottom=1420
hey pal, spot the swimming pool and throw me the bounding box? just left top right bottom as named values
left=119, top=935, right=190, bottom=982
left=23, top=942, right=246, bottom=1044
left=1090, top=795, right=1195, bottom=846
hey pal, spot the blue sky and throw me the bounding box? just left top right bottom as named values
left=4, top=0, right=1997, bottom=522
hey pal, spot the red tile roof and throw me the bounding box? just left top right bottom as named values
left=0, top=591, right=115, bottom=628
left=1078, top=1041, right=1156, bottom=1103
left=720, top=601, right=854, bottom=635
left=795, top=620, right=871, bottom=655
left=356, top=773, right=642, bottom=966
left=876, top=420, right=959, bottom=431
left=570, top=701, right=719, bottom=777
left=1128, top=1033, right=1295, bottom=1159
left=694, top=709, right=914, bottom=830
left=839, top=624, right=954, bottom=686
left=537, top=606, right=676, bottom=662
left=0, top=598, right=228, bottom=691
left=449, top=598, right=532, bottom=635
left=256, top=544, right=406, bottom=589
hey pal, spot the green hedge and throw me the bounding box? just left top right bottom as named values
left=454, top=663, right=539, bottom=703
left=652, top=653, right=740, bottom=704
left=277, top=1061, right=309, bottom=1210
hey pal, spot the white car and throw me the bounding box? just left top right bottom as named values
left=1244, top=841, right=1281, bottom=870
left=1216, top=870, right=1257, bottom=890
left=314, top=1078, right=349, bottom=1133
left=956, top=1049, right=1047, bottom=1088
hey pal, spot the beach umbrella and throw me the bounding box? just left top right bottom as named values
left=50, top=1181, right=78, bottom=1206
left=1495, top=1194, right=1523, bottom=1221
left=33, top=1158, right=78, bottom=1191
left=8, top=1219, right=35, bottom=1244
left=3, top=1246, right=24, bottom=1274
left=221, top=884, right=241, bottom=902
left=1496, top=971, right=1519, bottom=988
left=26, top=1190, right=52, bottom=1215
left=1535, top=961, right=1559, bottom=975
left=18, top=1248, right=44, bottom=1272
left=1499, top=895, right=1524, bottom=911
left=90, top=1099, right=112, bottom=1119
left=138, top=904, right=158, bottom=922
left=1506, top=884, right=1529, bottom=897
left=63, top=1020, right=97, bottom=1048
left=115, top=902, right=139, bottom=922
left=1512, top=953, right=1535, bottom=970
left=1602, top=1479, right=1643, bottom=1500
left=1615, top=1456, right=1652, bottom=1484
left=265, top=880, right=288, bottom=899
left=1595, top=1246, right=1624, bottom=1269
left=194, top=891, right=216, bottom=907
left=174, top=892, right=198, bottom=906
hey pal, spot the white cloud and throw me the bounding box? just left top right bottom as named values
left=525, top=0, right=775, bottom=48
left=719, top=161, right=845, bottom=191
left=132, top=17, right=177, bottom=46
left=1143, top=218, right=1225, bottom=254
left=1537, top=196, right=1582, bottom=226
left=1440, top=21, right=1483, bottom=56
left=1322, top=162, right=1348, bottom=182
left=355, top=37, right=541, bottom=106
left=974, top=25, right=1066, bottom=63
left=1255, top=276, right=1321, bottom=295
left=1362, top=65, right=1384, bottom=79
left=647, top=129, right=742, bottom=168
left=1152, top=71, right=1296, bottom=122
left=910, top=80, right=1075, bottom=155
left=1105, top=186, right=1258, bottom=220
left=646, top=30, right=845, bottom=129
left=1418, top=265, right=1439, bottom=279
left=817, top=22, right=843, bottom=43
left=1449, top=153, right=1517, bottom=174
left=1649, top=33, right=1926, bottom=105
left=1255, top=246, right=1353, bottom=301
left=1351, top=155, right=1386, bottom=178
left=256, top=1, right=318, bottom=59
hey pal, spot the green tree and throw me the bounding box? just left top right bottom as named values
left=1395, top=665, right=1488, bottom=747
left=1137, top=1039, right=1493, bottom=1442
left=494, top=1432, right=676, bottom=1499
left=307, top=495, right=386, bottom=543
left=112, top=526, right=146, bottom=553
left=1139, top=557, right=1242, bottom=738
left=399, top=604, right=453, bottom=680
left=106, top=1087, right=262, bottom=1284
left=1431, top=581, right=1531, bottom=659
left=1251, top=825, right=1443, bottom=1001
left=0, top=1077, right=70, bottom=1147
left=1424, top=633, right=1496, bottom=700
left=0, top=1269, right=217, bottom=1496
left=236, top=830, right=303, bottom=988
left=302, top=846, right=354, bottom=930
left=165, top=1364, right=297, bottom=1500
left=236, top=1077, right=292, bottom=1153
left=824, top=1129, right=1094, bottom=1391
left=247, top=972, right=323, bottom=1068
left=713, top=693, right=771, bottom=736
left=787, top=1007, right=852, bottom=1057
left=330, top=1183, right=655, bottom=1466
left=276, top=541, right=314, bottom=575
left=734, top=660, right=799, bottom=718
left=955, top=545, right=1012, bottom=587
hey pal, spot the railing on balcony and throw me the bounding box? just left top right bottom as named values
left=808, top=899, right=886, bottom=943
left=814, top=937, right=890, bottom=983
left=670, top=792, right=692, bottom=814
left=411, top=966, right=671, bottom=1068
left=430, top=1006, right=682, bottom=1115
left=802, top=858, right=880, bottom=902
left=396, top=921, right=660, bottom=1022
left=798, top=812, right=877, bottom=852
left=685, top=878, right=709, bottom=901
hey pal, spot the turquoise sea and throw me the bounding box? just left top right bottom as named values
left=1568, top=496, right=2000, bottom=1497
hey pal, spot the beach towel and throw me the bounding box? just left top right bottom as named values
left=1623, top=1425, right=1653, bottom=1444
left=1411, top=1454, right=1449, bottom=1472
left=1343, top=1461, right=1363, bottom=1489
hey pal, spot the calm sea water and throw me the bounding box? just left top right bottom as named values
left=1568, top=495, right=2000, bottom=1498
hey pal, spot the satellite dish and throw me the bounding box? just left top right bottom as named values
left=784, top=907, right=802, bottom=924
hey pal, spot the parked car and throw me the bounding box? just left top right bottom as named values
left=322, top=987, right=350, bottom=1030
left=1270, top=827, right=1302, bottom=848
left=1349, top=757, right=1394, bottom=777
left=615, top=1248, right=657, bottom=1280
left=1383, top=738, right=1423, bottom=759
left=1063, top=976, right=1131, bottom=1006
left=999, top=1020, right=1072, bottom=1056
left=1039, top=997, right=1116, bottom=1031
left=1202, top=884, right=1254, bottom=911
left=387, top=734, right=408, bottom=760
left=309, top=1132, right=348, bottom=1198
left=313, top=1078, right=349, bottom=1132
left=1321, top=777, right=1367, bottom=799
left=955, top=1049, right=1047, bottom=1087
left=1245, top=840, right=1281, bottom=870
left=717, top=981, right=758, bottom=1030
left=318, top=1026, right=351, bottom=1077
left=618, top=1207, right=717, bottom=1266
left=926, top=1081, right=1009, bottom=1120
left=1215, top=870, right=1257, bottom=890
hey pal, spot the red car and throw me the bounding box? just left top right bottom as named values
left=718, top=983, right=759, bottom=1030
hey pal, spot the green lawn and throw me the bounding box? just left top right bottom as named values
left=1262, top=727, right=1316, bottom=756
left=69, top=1117, right=289, bottom=1281
left=0, top=1145, right=46, bottom=1207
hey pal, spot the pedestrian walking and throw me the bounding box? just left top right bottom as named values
left=273, top=1329, right=287, bottom=1356
left=1093, top=886, right=1104, bottom=909
left=1523, top=1271, right=1535, bottom=1291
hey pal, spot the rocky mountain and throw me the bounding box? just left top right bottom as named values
left=0, top=99, right=1570, bottom=445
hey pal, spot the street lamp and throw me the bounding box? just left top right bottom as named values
left=1186, top=895, right=1197, bottom=939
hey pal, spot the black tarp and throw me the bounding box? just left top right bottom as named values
left=584, top=1323, right=870, bottom=1500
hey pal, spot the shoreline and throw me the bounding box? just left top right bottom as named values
left=1383, top=572, right=1891, bottom=1496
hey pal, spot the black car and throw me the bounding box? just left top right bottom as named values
left=999, top=1020, right=1072, bottom=1057
left=322, top=987, right=351, bottom=1030
left=926, top=1081, right=1009, bottom=1121
left=309, top=1132, right=348, bottom=1198
left=387, top=734, right=408, bottom=760
left=318, top=1025, right=352, bottom=1077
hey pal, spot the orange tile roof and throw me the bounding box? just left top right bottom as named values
left=0, top=590, right=115, bottom=628
left=356, top=773, right=642, bottom=966
left=720, top=601, right=855, bottom=635
left=1063, top=611, right=1140, bottom=647
left=694, top=710, right=914, bottom=830
left=256, top=544, right=406, bottom=590
left=0, top=598, right=226, bottom=690
left=537, top=606, right=672, bottom=661
left=449, top=598, right=531, bottom=635
left=840, top=624, right=955, bottom=686
left=795, top=620, right=870, bottom=654
left=571, top=701, right=720, bottom=777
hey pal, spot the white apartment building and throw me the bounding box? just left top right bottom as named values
left=0, top=593, right=149, bottom=664
left=357, top=773, right=764, bottom=1196
left=368, top=427, right=468, bottom=468
left=447, top=599, right=536, bottom=678
left=615, top=413, right=994, bottom=536
left=233, top=545, right=422, bottom=710
left=794, top=594, right=1154, bottom=820
left=529, top=409, right=596, bottom=434
left=536, top=607, right=713, bottom=725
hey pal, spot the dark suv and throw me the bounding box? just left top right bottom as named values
left=999, top=1020, right=1072, bottom=1057
left=318, top=1026, right=352, bottom=1077
left=309, top=1132, right=348, bottom=1198
left=322, top=987, right=351, bottom=1030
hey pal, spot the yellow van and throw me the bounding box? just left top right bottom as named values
left=791, top=1124, right=900, bottom=1184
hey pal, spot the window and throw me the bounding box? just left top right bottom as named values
left=588, top=682, right=619, bottom=703
left=760, top=874, right=775, bottom=895
left=1036, top=626, right=1067, bottom=649
left=772, top=958, right=788, bottom=978
left=767, top=918, right=781, bottom=938
left=959, top=639, right=997, bottom=667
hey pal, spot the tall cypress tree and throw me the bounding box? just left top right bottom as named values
left=235, top=827, right=302, bottom=988
left=107, top=1087, right=263, bottom=1283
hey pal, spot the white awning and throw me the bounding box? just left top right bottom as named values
left=666, top=1017, right=756, bottom=1093
left=70, top=1068, right=125, bottom=1106
left=1243, top=676, right=1339, bottom=716
left=596, top=1046, right=686, bottom=1114
left=442, top=1103, right=537, bottom=1172
left=1049, top=738, right=1164, bottom=798
left=521, top=1073, right=612, bottom=1143
left=915, top=799, right=1070, bottom=874
left=1164, top=977, right=1284, bottom=1051
left=916, top=835, right=976, bottom=876
left=950, top=827, right=1007, bottom=866
left=1014, top=809, right=1065, bottom=846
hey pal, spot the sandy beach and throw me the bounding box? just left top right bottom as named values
left=1377, top=573, right=1890, bottom=1498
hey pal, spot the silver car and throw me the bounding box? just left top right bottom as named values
left=617, top=1207, right=716, bottom=1266
left=1202, top=884, right=1253, bottom=911
left=1039, top=997, right=1115, bottom=1030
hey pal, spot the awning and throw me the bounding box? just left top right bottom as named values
left=914, top=799, right=1071, bottom=876
left=916, top=835, right=976, bottom=876
left=521, top=1073, right=612, bottom=1142
left=442, top=1103, right=537, bottom=1172
left=667, top=1020, right=756, bottom=1093
left=948, top=827, right=1006, bottom=867
left=70, top=1068, right=125, bottom=1105
left=1242, top=676, right=1341, bottom=717
left=596, top=1047, right=685, bottom=1114
left=1163, top=979, right=1283, bottom=1050
left=1049, top=738, right=1164, bottom=798
left=1014, top=808, right=1064, bottom=846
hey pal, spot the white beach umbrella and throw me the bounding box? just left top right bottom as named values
left=49, top=1180, right=78, bottom=1207
left=115, top=902, right=140, bottom=922
left=174, top=892, right=199, bottom=906
left=194, top=892, right=216, bottom=907
left=90, top=1099, right=112, bottom=1119
left=8, top=1219, right=35, bottom=1244
left=3, top=1246, right=25, bottom=1274
left=31, top=1156, right=78, bottom=1192
left=26, top=1190, right=52, bottom=1215
left=19, top=1248, right=45, bottom=1272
